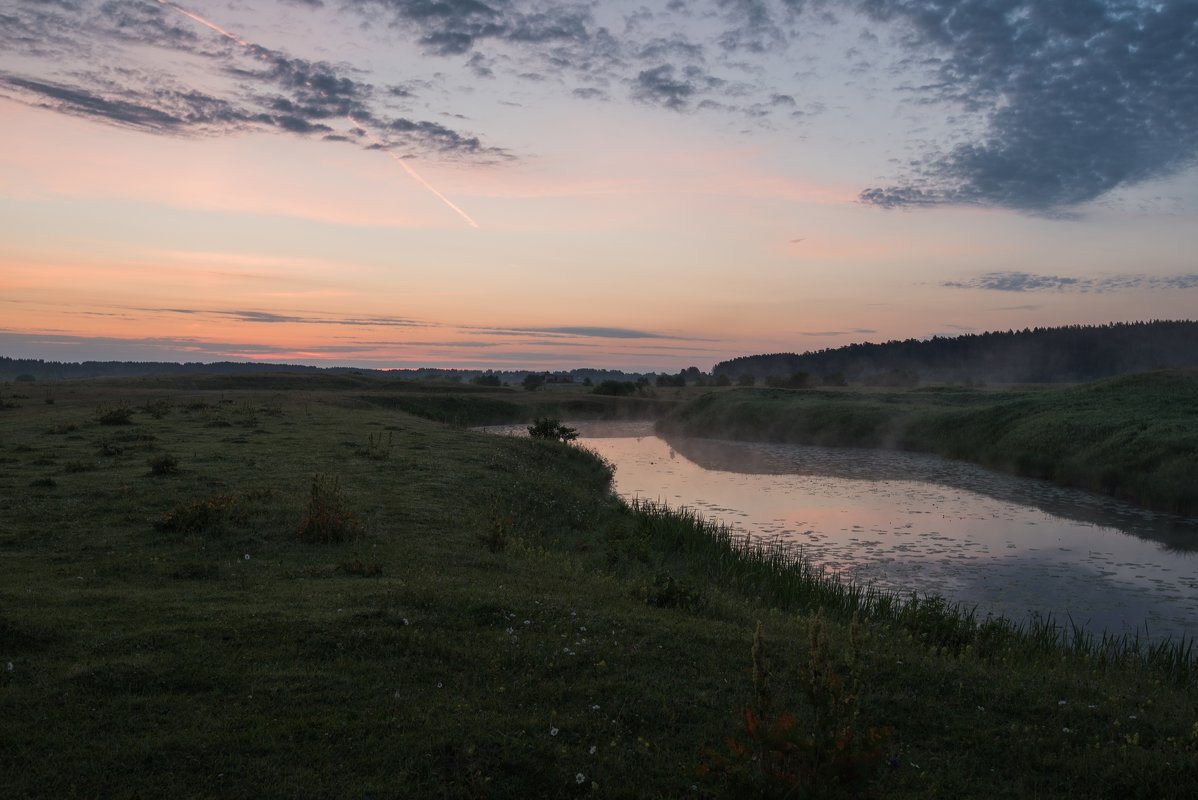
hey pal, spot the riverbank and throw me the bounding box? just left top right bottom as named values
left=1, top=378, right=1195, bottom=797
left=658, top=370, right=1198, bottom=517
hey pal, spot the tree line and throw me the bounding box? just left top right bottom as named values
left=713, top=321, right=1198, bottom=385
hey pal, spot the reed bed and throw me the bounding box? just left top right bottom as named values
left=629, top=499, right=1197, bottom=686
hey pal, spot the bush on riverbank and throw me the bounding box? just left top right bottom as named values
left=658, top=370, right=1198, bottom=515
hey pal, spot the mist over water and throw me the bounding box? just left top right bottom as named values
left=485, top=421, right=1198, bottom=641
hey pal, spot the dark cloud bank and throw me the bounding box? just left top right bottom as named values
left=2, top=1, right=1196, bottom=214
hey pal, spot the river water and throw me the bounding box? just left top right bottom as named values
left=483, top=421, right=1198, bottom=641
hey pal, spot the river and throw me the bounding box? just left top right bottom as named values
left=484, top=421, right=1198, bottom=641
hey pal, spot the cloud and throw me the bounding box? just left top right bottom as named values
left=468, top=324, right=700, bottom=340
left=0, top=0, right=504, bottom=159
left=6, top=0, right=1195, bottom=210
left=798, top=328, right=878, bottom=337
left=943, top=271, right=1198, bottom=293
left=154, top=307, right=433, bottom=328
left=632, top=64, right=726, bottom=111
left=856, top=0, right=1198, bottom=213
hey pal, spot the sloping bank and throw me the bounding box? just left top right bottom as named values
left=656, top=370, right=1198, bottom=516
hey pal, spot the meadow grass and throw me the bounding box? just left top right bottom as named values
left=658, top=370, right=1198, bottom=515
left=0, top=377, right=1195, bottom=797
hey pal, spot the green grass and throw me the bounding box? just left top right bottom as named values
left=1, top=378, right=1195, bottom=797
left=659, top=370, right=1198, bottom=515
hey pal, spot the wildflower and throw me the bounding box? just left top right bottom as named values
left=243, top=553, right=250, bottom=560
left=575, top=773, right=585, bottom=784
left=550, top=727, right=559, bottom=737
left=589, top=745, right=597, bottom=755
left=1058, top=700, right=1067, bottom=707
left=591, top=704, right=600, bottom=711
left=5, top=662, right=12, bottom=672
left=506, top=627, right=514, bottom=635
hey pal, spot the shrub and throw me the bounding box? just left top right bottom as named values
left=156, top=493, right=239, bottom=534
left=592, top=379, right=637, bottom=397
left=297, top=474, right=360, bottom=543
left=644, top=571, right=707, bottom=611
left=521, top=373, right=546, bottom=391
left=527, top=417, right=579, bottom=442
left=96, top=406, right=134, bottom=426
left=700, top=620, right=893, bottom=797
left=148, top=454, right=179, bottom=476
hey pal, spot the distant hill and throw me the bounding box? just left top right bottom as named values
left=713, top=321, right=1198, bottom=385
left=0, top=356, right=650, bottom=385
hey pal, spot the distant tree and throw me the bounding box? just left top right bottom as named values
left=522, top=373, right=547, bottom=391
left=14, top=374, right=35, bottom=382
left=593, top=379, right=637, bottom=397
left=822, top=372, right=847, bottom=387
left=765, top=372, right=811, bottom=389
left=582, top=377, right=593, bottom=387
left=471, top=373, right=502, bottom=387
left=714, top=373, right=732, bottom=387
left=737, top=373, right=756, bottom=387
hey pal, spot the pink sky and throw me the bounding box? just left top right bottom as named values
left=2, top=1, right=1196, bottom=371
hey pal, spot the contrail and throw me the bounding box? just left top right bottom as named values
left=156, top=0, right=480, bottom=228
left=347, top=116, right=480, bottom=229
left=156, top=0, right=249, bottom=46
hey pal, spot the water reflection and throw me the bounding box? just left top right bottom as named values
left=481, top=421, right=1198, bottom=640
left=661, top=433, right=1198, bottom=553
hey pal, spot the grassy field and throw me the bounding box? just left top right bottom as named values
left=658, top=371, right=1198, bottom=516
left=1, top=376, right=1196, bottom=798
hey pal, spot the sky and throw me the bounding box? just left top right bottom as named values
left=1, top=0, right=1196, bottom=372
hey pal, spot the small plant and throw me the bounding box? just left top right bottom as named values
left=356, top=431, right=394, bottom=460
left=148, top=454, right=179, bottom=476
left=29, top=477, right=56, bottom=489
left=142, top=399, right=172, bottom=419
left=527, top=417, right=579, bottom=442
left=62, top=460, right=95, bottom=474
left=96, top=405, right=134, bottom=426
left=156, top=493, right=239, bottom=534
left=479, top=495, right=518, bottom=552
left=297, top=474, right=360, bottom=543
left=700, top=620, right=893, bottom=798
left=644, top=571, right=707, bottom=612
left=338, top=559, right=383, bottom=577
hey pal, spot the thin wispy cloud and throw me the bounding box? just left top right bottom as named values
left=944, top=272, right=1198, bottom=293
